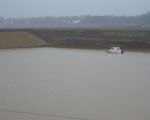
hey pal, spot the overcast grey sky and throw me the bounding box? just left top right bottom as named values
left=0, top=0, right=150, bottom=18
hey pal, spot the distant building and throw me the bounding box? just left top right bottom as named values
left=72, top=20, right=80, bottom=24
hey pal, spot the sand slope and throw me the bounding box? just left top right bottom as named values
left=0, top=31, right=47, bottom=48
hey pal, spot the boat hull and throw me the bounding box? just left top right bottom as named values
left=107, top=47, right=124, bottom=54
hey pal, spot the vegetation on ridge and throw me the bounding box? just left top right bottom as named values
left=0, top=12, right=150, bottom=28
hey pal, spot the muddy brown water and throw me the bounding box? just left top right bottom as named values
left=0, top=48, right=150, bottom=120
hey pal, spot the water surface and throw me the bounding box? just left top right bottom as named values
left=0, top=48, right=150, bottom=120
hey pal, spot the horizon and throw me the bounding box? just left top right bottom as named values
left=1, top=12, right=150, bottom=19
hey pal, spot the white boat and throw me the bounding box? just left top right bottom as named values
left=107, top=47, right=124, bottom=54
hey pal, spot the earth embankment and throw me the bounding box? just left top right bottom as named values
left=0, top=31, right=47, bottom=48
left=0, top=29, right=150, bottom=51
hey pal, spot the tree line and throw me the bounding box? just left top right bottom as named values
left=0, top=12, right=150, bottom=27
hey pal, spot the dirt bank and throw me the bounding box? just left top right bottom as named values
left=0, top=31, right=47, bottom=48
left=0, top=28, right=150, bottom=51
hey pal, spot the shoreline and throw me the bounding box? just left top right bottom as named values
left=0, top=46, right=150, bottom=53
